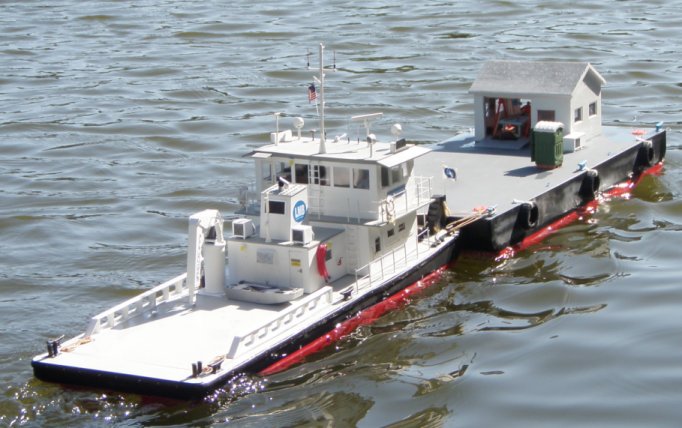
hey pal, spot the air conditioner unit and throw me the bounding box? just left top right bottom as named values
left=291, top=225, right=314, bottom=245
left=563, top=132, right=584, bottom=153
left=232, top=218, right=255, bottom=239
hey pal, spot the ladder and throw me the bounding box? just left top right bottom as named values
left=307, top=164, right=324, bottom=218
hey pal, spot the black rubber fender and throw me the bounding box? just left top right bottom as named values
left=519, top=201, right=539, bottom=229
left=637, top=139, right=655, bottom=169
left=426, top=196, right=447, bottom=233
left=579, top=169, right=600, bottom=202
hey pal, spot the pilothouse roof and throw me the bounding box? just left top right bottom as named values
left=251, top=136, right=431, bottom=166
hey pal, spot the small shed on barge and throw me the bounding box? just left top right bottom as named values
left=469, top=61, right=606, bottom=151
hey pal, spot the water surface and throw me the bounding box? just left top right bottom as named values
left=1, top=1, right=681, bottom=426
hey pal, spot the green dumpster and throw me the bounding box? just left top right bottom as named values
left=531, top=121, right=564, bottom=169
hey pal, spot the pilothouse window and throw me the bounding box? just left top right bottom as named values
left=276, top=162, right=291, bottom=183
left=333, top=166, right=350, bottom=188
left=390, top=165, right=402, bottom=184
left=381, top=166, right=390, bottom=188
left=353, top=168, right=370, bottom=189
left=313, top=165, right=329, bottom=186
left=295, top=164, right=309, bottom=184
left=261, top=162, right=273, bottom=184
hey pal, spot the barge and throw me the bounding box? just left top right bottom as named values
left=31, top=54, right=666, bottom=399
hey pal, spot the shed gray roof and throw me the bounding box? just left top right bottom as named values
left=469, top=61, right=606, bottom=96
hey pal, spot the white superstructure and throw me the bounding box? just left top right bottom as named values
left=31, top=44, right=458, bottom=398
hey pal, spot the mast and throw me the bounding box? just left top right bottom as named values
left=318, top=43, right=326, bottom=154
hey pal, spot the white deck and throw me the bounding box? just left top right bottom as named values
left=38, top=233, right=452, bottom=386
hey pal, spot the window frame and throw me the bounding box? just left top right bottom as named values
left=589, top=102, right=597, bottom=117
left=268, top=200, right=286, bottom=214
left=353, top=168, right=370, bottom=190
left=333, top=166, right=351, bottom=188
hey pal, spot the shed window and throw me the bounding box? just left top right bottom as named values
left=574, top=107, right=583, bottom=123
left=538, top=110, right=555, bottom=122
left=589, top=102, right=597, bottom=117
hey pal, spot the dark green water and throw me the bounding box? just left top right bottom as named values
left=1, top=1, right=681, bottom=426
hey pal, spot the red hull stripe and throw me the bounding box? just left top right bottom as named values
left=497, top=162, right=664, bottom=260
left=259, top=265, right=448, bottom=376
left=260, top=162, right=663, bottom=376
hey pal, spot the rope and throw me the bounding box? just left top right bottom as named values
left=444, top=206, right=495, bottom=234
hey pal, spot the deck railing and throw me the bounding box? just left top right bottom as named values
left=85, top=273, right=189, bottom=337
left=377, top=176, right=432, bottom=222
left=225, top=286, right=333, bottom=358
left=353, top=228, right=431, bottom=292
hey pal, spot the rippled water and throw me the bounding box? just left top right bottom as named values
left=1, top=0, right=681, bottom=426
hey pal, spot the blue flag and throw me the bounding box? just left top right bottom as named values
left=443, top=167, right=457, bottom=180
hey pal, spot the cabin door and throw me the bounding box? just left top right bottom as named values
left=289, top=249, right=304, bottom=289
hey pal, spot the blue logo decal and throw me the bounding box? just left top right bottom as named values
left=293, top=200, right=307, bottom=223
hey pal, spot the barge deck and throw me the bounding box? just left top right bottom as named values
left=416, top=125, right=666, bottom=251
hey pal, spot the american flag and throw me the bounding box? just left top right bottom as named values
left=308, top=83, right=317, bottom=103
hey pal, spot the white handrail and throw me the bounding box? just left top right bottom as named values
left=85, top=273, right=189, bottom=337
left=354, top=232, right=425, bottom=292
left=226, top=286, right=333, bottom=358
left=377, top=176, right=432, bottom=222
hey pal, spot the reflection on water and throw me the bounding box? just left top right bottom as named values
left=1, top=0, right=681, bottom=426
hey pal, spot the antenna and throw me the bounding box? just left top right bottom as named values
left=318, top=43, right=327, bottom=154
left=273, top=112, right=281, bottom=145
left=351, top=112, right=383, bottom=138
left=307, top=43, right=336, bottom=154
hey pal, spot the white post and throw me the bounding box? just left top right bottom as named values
left=186, top=218, right=202, bottom=306
left=264, top=193, right=271, bottom=243
left=186, top=210, right=224, bottom=305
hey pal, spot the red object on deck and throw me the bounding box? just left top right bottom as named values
left=316, top=244, right=330, bottom=282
